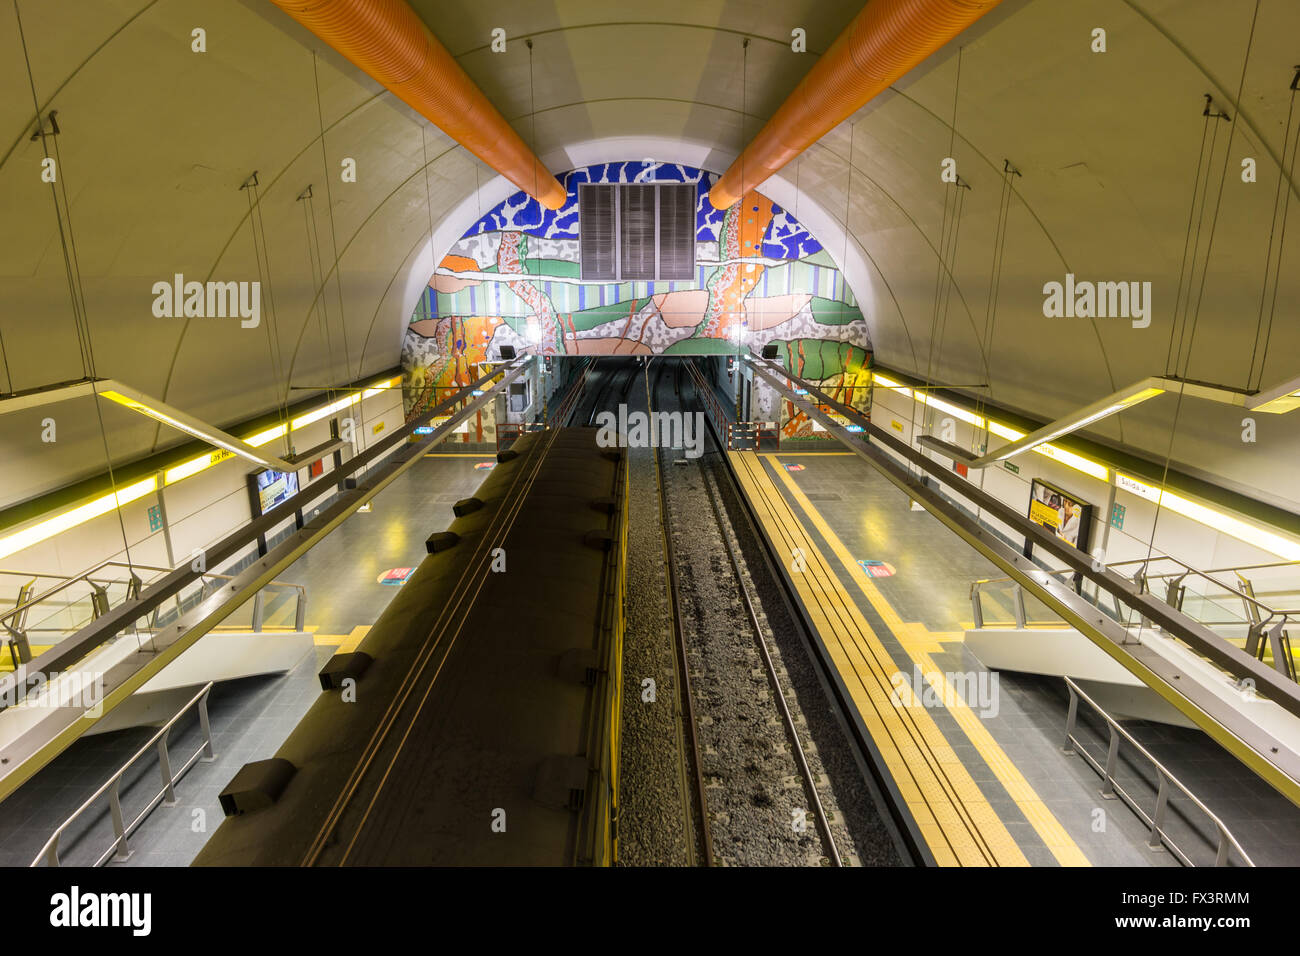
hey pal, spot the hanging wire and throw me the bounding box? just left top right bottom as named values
left=14, top=0, right=136, bottom=570
left=1249, top=65, right=1300, bottom=391
left=303, top=187, right=339, bottom=410
left=1170, top=113, right=1216, bottom=377
left=1143, top=0, right=1260, bottom=571
left=243, top=181, right=293, bottom=456
left=312, top=53, right=354, bottom=384
left=15, top=2, right=92, bottom=382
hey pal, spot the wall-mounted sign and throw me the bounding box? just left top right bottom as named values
left=954, top=462, right=969, bottom=478
left=1114, top=472, right=1157, bottom=501
left=1110, top=502, right=1126, bottom=530
left=372, top=421, right=385, bottom=435
left=891, top=420, right=903, bottom=432
left=147, top=504, right=163, bottom=533
left=1003, top=461, right=1020, bottom=475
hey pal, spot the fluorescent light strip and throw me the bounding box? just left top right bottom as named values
left=878, top=367, right=1297, bottom=558
left=873, top=372, right=1109, bottom=481
left=4, top=374, right=403, bottom=558
left=361, top=376, right=402, bottom=400
left=1116, top=472, right=1300, bottom=561
left=0, top=477, right=158, bottom=562
left=100, top=391, right=276, bottom=470
left=291, top=393, right=359, bottom=432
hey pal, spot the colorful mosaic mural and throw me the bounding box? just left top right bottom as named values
left=402, top=162, right=872, bottom=435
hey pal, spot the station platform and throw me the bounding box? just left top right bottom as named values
left=728, top=449, right=1300, bottom=867
left=2, top=451, right=500, bottom=868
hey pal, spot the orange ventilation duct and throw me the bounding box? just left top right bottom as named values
left=273, top=0, right=567, bottom=210
left=708, top=0, right=1002, bottom=209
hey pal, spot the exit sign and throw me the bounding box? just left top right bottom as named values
left=1003, top=461, right=1020, bottom=474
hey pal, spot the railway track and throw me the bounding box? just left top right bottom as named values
left=648, top=360, right=713, bottom=866
left=650, top=359, right=842, bottom=866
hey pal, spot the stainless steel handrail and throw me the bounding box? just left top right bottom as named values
left=1063, top=677, right=1254, bottom=867
left=975, top=560, right=1298, bottom=624
left=1, top=560, right=171, bottom=624
left=31, top=681, right=217, bottom=867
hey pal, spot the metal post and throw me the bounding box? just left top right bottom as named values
left=157, top=731, right=177, bottom=806
left=1101, top=726, right=1120, bottom=798
left=1214, top=832, right=1230, bottom=866
left=198, top=690, right=215, bottom=761
left=1063, top=687, right=1079, bottom=754
left=971, top=585, right=985, bottom=630
left=294, top=588, right=307, bottom=632
left=109, top=780, right=131, bottom=861
left=45, top=837, right=59, bottom=867
left=251, top=590, right=265, bottom=632
left=1148, top=774, right=1168, bottom=850
left=1013, top=584, right=1027, bottom=628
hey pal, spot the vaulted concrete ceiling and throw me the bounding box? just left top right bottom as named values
left=0, top=0, right=1297, bottom=508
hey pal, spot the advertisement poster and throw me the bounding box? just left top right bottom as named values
left=1024, top=478, right=1092, bottom=560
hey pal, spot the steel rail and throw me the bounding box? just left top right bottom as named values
left=687, top=362, right=927, bottom=865
left=647, top=359, right=714, bottom=867
left=685, top=372, right=842, bottom=866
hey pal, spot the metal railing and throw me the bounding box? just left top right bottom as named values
left=31, top=681, right=216, bottom=867
left=2, top=558, right=308, bottom=676
left=683, top=360, right=737, bottom=446
left=2, top=561, right=171, bottom=668
left=547, top=358, right=595, bottom=429
left=971, top=552, right=1299, bottom=682
left=1063, top=677, right=1254, bottom=867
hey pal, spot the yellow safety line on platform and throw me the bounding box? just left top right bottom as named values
left=729, top=450, right=1026, bottom=867
left=761, top=452, right=854, bottom=457
left=313, top=625, right=372, bottom=654
left=765, top=459, right=1090, bottom=867
left=423, top=453, right=497, bottom=458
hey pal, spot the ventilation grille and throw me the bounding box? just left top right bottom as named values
left=579, top=182, right=699, bottom=282
left=620, top=184, right=656, bottom=280
left=658, top=184, right=696, bottom=280
left=579, top=184, right=616, bottom=280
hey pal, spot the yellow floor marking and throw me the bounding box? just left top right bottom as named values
left=213, top=624, right=318, bottom=634
left=730, top=451, right=1026, bottom=867
left=761, top=452, right=854, bottom=457
left=336, top=626, right=371, bottom=654
left=959, top=621, right=1064, bottom=632
left=423, top=453, right=497, bottom=458
left=766, top=459, right=1091, bottom=867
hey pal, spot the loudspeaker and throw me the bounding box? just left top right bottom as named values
left=218, top=758, right=296, bottom=816
left=319, top=651, right=373, bottom=690
left=499, top=345, right=517, bottom=360
left=761, top=344, right=779, bottom=360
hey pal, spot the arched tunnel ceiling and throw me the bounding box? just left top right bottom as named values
left=0, top=0, right=1297, bottom=507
